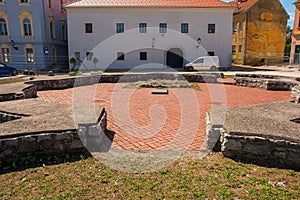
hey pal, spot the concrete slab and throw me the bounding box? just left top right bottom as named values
left=152, top=88, right=168, bottom=94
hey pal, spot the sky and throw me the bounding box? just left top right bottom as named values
left=280, top=0, right=295, bottom=27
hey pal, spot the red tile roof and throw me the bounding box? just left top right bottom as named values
left=235, top=0, right=259, bottom=11
left=65, top=0, right=236, bottom=8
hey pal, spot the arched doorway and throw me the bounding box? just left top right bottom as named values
left=166, top=48, right=184, bottom=68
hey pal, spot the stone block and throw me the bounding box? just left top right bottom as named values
left=36, top=134, right=52, bottom=142
left=1, top=149, right=13, bottom=157
left=223, top=139, right=242, bottom=151
left=206, top=129, right=221, bottom=150
left=243, top=143, right=274, bottom=156
left=273, top=151, right=287, bottom=160
left=152, top=88, right=168, bottom=94
left=2, top=138, right=19, bottom=146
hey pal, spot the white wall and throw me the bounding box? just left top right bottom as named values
left=67, top=7, right=233, bottom=70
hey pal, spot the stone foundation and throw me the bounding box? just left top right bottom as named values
left=1, top=73, right=219, bottom=102
left=0, top=85, right=37, bottom=102
left=221, top=133, right=300, bottom=170
left=234, top=74, right=298, bottom=91
left=291, top=84, right=300, bottom=103
left=29, top=73, right=219, bottom=91
left=0, top=108, right=107, bottom=166
left=206, top=109, right=300, bottom=170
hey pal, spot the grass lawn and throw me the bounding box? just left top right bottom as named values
left=0, top=152, right=299, bottom=199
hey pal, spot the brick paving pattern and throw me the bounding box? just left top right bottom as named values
left=38, top=80, right=291, bottom=151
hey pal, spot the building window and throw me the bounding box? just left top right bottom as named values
left=117, top=52, right=124, bottom=60
left=233, top=23, right=237, bottom=33
left=140, top=52, right=147, bottom=60
left=208, top=51, right=215, bottom=56
left=139, top=23, right=147, bottom=33
left=25, top=48, right=34, bottom=63
left=0, top=18, right=8, bottom=36
left=159, top=23, right=167, bottom=33
left=181, top=23, right=188, bottom=33
left=239, top=22, right=243, bottom=31
left=239, top=45, right=242, bottom=52
left=19, top=0, right=30, bottom=5
left=23, top=18, right=32, bottom=36
left=232, top=45, right=236, bottom=54
left=19, top=10, right=34, bottom=38
left=61, top=20, right=67, bottom=41
left=85, top=23, right=93, bottom=33
left=208, top=24, right=215, bottom=33
left=48, top=0, right=52, bottom=8
left=52, top=47, right=57, bottom=64
left=116, top=23, right=124, bottom=33
left=0, top=10, right=9, bottom=37
left=49, top=18, right=56, bottom=39
left=86, top=52, right=93, bottom=60
left=1, top=48, right=10, bottom=63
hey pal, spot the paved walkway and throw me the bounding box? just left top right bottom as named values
left=37, top=80, right=291, bottom=151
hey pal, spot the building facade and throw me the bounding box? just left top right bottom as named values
left=291, top=0, right=300, bottom=64
left=65, top=0, right=235, bottom=70
left=232, top=0, right=288, bottom=65
left=0, top=0, right=74, bottom=71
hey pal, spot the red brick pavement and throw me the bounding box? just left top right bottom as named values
left=37, top=80, right=291, bottom=151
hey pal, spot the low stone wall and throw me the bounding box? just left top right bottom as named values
left=1, top=73, right=220, bottom=102
left=0, top=85, right=37, bottom=102
left=235, top=74, right=276, bottom=79
left=22, top=85, right=37, bottom=99
left=0, top=130, right=83, bottom=165
left=291, top=84, right=300, bottom=103
left=0, top=93, right=15, bottom=102
left=221, top=133, right=300, bottom=170
left=0, top=108, right=107, bottom=166
left=206, top=110, right=300, bottom=170
left=29, top=73, right=219, bottom=91
left=234, top=74, right=297, bottom=91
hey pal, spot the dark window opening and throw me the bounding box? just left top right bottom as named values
left=85, top=23, right=93, bottom=33
left=140, top=52, right=147, bottom=60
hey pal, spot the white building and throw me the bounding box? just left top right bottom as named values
left=65, top=0, right=235, bottom=70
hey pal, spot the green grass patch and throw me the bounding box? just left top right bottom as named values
left=0, top=153, right=299, bottom=199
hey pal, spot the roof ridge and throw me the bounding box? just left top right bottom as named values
left=65, top=0, right=237, bottom=8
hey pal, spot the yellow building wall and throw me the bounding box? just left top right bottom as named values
left=232, top=12, right=246, bottom=64
left=232, top=0, right=288, bottom=65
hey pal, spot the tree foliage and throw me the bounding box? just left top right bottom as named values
left=285, top=25, right=292, bottom=55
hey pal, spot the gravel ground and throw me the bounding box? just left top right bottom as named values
left=0, top=99, right=103, bottom=136
left=224, top=101, right=300, bottom=142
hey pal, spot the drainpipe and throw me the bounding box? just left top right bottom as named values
left=42, top=0, right=50, bottom=67
left=244, top=12, right=248, bottom=64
